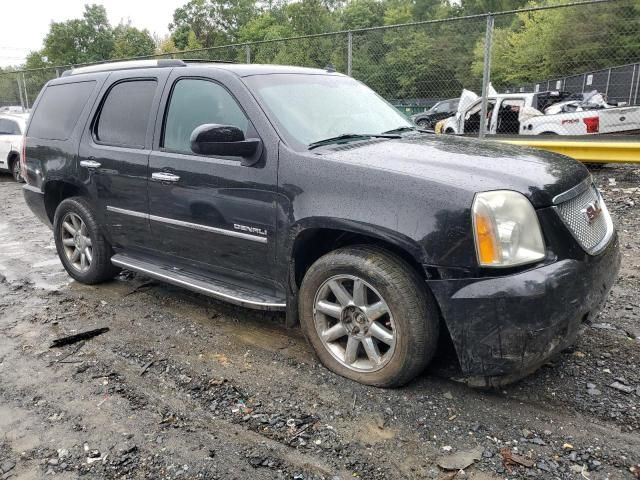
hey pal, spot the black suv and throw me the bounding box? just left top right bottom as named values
left=410, top=98, right=459, bottom=129
left=22, top=60, right=620, bottom=387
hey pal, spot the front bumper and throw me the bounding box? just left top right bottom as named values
left=427, top=233, right=620, bottom=387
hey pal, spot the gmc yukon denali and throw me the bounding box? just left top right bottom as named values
left=21, top=60, right=620, bottom=387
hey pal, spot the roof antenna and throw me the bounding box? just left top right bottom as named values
left=324, top=63, right=336, bottom=73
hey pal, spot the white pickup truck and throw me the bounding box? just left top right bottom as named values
left=439, top=90, right=640, bottom=136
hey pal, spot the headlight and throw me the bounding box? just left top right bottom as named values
left=472, top=190, right=545, bottom=267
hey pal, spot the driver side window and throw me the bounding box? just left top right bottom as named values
left=163, top=79, right=249, bottom=154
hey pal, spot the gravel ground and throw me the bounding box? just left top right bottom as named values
left=0, top=164, right=638, bottom=480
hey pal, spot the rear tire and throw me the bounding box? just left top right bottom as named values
left=53, top=197, right=121, bottom=284
left=299, top=245, right=439, bottom=387
left=10, top=157, right=23, bottom=183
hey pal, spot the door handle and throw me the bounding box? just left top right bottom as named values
left=80, top=160, right=101, bottom=169
left=152, top=172, right=180, bottom=183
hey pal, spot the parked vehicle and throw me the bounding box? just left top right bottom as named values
left=22, top=60, right=620, bottom=387
left=0, top=112, right=28, bottom=182
left=0, top=106, right=29, bottom=114
left=410, top=98, right=459, bottom=129
left=440, top=90, right=640, bottom=135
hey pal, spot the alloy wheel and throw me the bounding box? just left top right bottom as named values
left=12, top=161, right=22, bottom=182
left=60, top=212, right=93, bottom=272
left=313, top=274, right=396, bottom=372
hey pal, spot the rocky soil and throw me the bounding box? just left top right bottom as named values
left=0, top=164, right=638, bottom=480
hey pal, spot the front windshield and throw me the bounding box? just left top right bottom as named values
left=244, top=74, right=412, bottom=149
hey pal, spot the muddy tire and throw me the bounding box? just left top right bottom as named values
left=299, top=245, right=439, bottom=387
left=53, top=197, right=120, bottom=284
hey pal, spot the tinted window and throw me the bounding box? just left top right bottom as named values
left=96, top=80, right=157, bottom=148
left=435, top=102, right=450, bottom=113
left=0, top=119, right=20, bottom=135
left=163, top=79, right=249, bottom=154
left=28, top=81, right=96, bottom=140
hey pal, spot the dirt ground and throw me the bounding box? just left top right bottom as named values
left=0, top=164, right=638, bottom=480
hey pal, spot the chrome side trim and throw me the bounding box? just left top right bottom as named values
left=552, top=177, right=592, bottom=205
left=23, top=184, right=43, bottom=194
left=151, top=172, right=180, bottom=183
left=110, top=255, right=286, bottom=310
left=105, top=206, right=267, bottom=243
left=80, top=160, right=101, bottom=169
left=148, top=214, right=267, bottom=244
left=106, top=205, right=148, bottom=219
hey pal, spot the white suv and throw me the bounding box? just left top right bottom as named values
left=0, top=113, right=28, bottom=182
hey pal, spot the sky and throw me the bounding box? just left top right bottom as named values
left=0, top=0, right=186, bottom=67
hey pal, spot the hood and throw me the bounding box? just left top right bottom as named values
left=316, top=134, right=589, bottom=208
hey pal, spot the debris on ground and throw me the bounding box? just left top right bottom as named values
left=0, top=165, right=638, bottom=479
left=437, top=446, right=484, bottom=470
left=50, top=327, right=109, bottom=348
left=500, top=448, right=534, bottom=470
left=608, top=380, right=635, bottom=394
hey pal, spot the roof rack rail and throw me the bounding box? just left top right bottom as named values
left=62, top=59, right=187, bottom=77
left=180, top=58, right=237, bottom=64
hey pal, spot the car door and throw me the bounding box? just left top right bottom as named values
left=147, top=71, right=278, bottom=282
left=79, top=70, right=170, bottom=250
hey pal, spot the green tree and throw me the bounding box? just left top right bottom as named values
left=42, top=4, right=114, bottom=65
left=474, top=0, right=640, bottom=89
left=113, top=23, right=156, bottom=59
left=170, top=0, right=258, bottom=47
left=157, top=36, right=178, bottom=55
left=340, top=0, right=386, bottom=29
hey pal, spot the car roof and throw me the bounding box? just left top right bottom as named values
left=0, top=112, right=28, bottom=122
left=63, top=59, right=339, bottom=79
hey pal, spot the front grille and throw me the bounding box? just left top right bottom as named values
left=555, top=183, right=612, bottom=254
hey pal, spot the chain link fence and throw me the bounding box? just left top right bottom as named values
left=1, top=0, right=639, bottom=138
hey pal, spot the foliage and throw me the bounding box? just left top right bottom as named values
left=39, top=4, right=114, bottom=66
left=475, top=0, right=640, bottom=88
left=112, top=23, right=156, bottom=59
left=3, top=0, right=639, bottom=106
left=169, top=0, right=258, bottom=47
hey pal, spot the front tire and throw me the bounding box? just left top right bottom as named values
left=53, top=197, right=120, bottom=284
left=299, top=246, right=439, bottom=387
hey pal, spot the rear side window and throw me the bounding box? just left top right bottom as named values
left=0, top=119, right=21, bottom=135
left=28, top=81, right=96, bottom=140
left=95, top=80, right=157, bottom=148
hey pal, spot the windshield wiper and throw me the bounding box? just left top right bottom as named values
left=381, top=126, right=416, bottom=134
left=308, top=133, right=400, bottom=150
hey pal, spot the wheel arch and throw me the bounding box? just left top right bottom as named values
left=43, top=180, right=90, bottom=223
left=7, top=150, right=19, bottom=168
left=287, top=220, right=429, bottom=289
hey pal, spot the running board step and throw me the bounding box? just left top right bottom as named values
left=111, top=254, right=286, bottom=311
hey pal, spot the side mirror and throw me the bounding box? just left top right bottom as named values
left=190, top=124, right=262, bottom=165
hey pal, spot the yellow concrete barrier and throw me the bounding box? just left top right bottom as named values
left=497, top=139, right=640, bottom=163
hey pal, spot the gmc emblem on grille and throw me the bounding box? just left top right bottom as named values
left=582, top=201, right=602, bottom=224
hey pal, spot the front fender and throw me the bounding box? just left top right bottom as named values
left=285, top=217, right=428, bottom=265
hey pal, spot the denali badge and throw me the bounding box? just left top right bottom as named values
left=234, top=224, right=267, bottom=236
left=582, top=201, right=602, bottom=224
